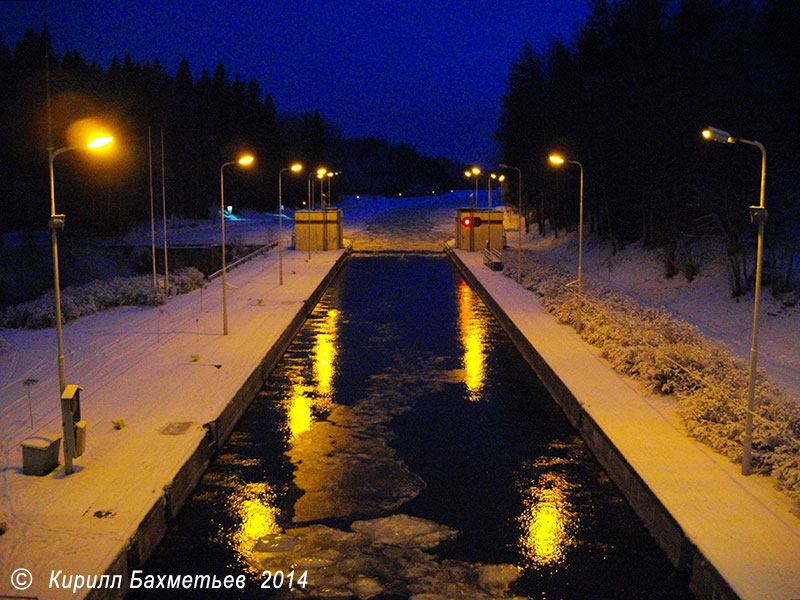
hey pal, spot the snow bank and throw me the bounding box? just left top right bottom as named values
left=0, top=268, right=205, bottom=329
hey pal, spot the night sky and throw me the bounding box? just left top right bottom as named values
left=1, top=0, right=590, bottom=165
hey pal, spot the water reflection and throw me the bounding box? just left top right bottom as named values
left=225, top=482, right=281, bottom=574
left=312, top=307, right=340, bottom=396
left=457, top=280, right=488, bottom=401
left=283, top=305, right=340, bottom=439
left=286, top=378, right=314, bottom=438
left=518, top=472, right=577, bottom=567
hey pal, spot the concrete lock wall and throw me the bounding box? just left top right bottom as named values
left=455, top=208, right=504, bottom=251
left=294, top=209, right=344, bottom=251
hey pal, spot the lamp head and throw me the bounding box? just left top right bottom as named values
left=238, top=154, right=254, bottom=166
left=87, top=135, right=114, bottom=150
left=548, top=154, right=565, bottom=165
left=471, top=166, right=481, bottom=175
left=291, top=163, right=303, bottom=172
left=702, top=127, right=734, bottom=144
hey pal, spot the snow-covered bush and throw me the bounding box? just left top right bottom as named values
left=168, top=267, right=206, bottom=295
left=0, top=267, right=205, bottom=329
left=504, top=250, right=800, bottom=509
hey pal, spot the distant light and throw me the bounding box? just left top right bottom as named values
left=238, top=155, right=254, bottom=165
left=471, top=166, right=481, bottom=175
left=317, top=167, right=327, bottom=176
left=87, top=136, right=113, bottom=149
left=226, top=205, right=233, bottom=213
left=464, top=171, right=472, bottom=178
left=356, top=195, right=360, bottom=199
left=548, top=154, right=565, bottom=165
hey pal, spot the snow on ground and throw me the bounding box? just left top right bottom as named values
left=523, top=232, right=800, bottom=398
left=109, top=209, right=286, bottom=247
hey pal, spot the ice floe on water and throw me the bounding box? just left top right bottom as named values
left=287, top=403, right=425, bottom=522
left=248, top=514, right=525, bottom=599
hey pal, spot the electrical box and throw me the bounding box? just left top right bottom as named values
left=61, top=384, right=86, bottom=474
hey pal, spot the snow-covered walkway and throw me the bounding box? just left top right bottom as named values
left=0, top=247, right=347, bottom=600
left=450, top=247, right=800, bottom=600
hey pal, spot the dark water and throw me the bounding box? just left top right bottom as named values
left=129, top=254, right=693, bottom=599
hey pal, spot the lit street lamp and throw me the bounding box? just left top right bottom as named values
left=548, top=153, right=584, bottom=333
left=278, top=163, right=303, bottom=285
left=220, top=154, right=254, bottom=335
left=489, top=173, right=503, bottom=211
left=499, top=163, right=522, bottom=283
left=464, top=166, right=481, bottom=208
left=702, top=126, right=767, bottom=476
left=49, top=132, right=114, bottom=393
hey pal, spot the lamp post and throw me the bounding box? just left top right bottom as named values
left=278, top=163, right=303, bottom=285
left=220, top=154, right=254, bottom=335
left=548, top=153, right=584, bottom=333
left=499, top=164, right=522, bottom=283
left=464, top=166, right=481, bottom=208
left=702, top=126, right=766, bottom=476
left=48, top=133, right=114, bottom=393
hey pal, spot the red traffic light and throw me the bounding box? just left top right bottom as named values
left=461, top=216, right=483, bottom=227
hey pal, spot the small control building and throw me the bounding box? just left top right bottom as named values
left=455, top=208, right=504, bottom=251
left=294, top=208, right=343, bottom=251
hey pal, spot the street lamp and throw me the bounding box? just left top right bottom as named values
left=220, top=154, right=254, bottom=335
left=464, top=166, right=481, bottom=208
left=499, top=163, right=522, bottom=283
left=279, top=163, right=303, bottom=285
left=548, top=153, right=585, bottom=333
left=316, top=167, right=327, bottom=207
left=49, top=132, right=114, bottom=393
left=702, top=126, right=766, bottom=476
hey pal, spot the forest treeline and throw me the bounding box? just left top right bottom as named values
left=0, top=29, right=460, bottom=237
left=496, top=0, right=799, bottom=295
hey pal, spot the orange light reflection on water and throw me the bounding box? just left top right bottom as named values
left=284, top=307, right=340, bottom=439
left=518, top=472, right=576, bottom=567
left=457, top=281, right=488, bottom=401
left=225, top=482, right=281, bottom=573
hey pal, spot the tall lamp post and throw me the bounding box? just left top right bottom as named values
left=49, top=133, right=114, bottom=393
left=220, top=154, right=254, bottom=335
left=278, top=163, right=303, bottom=285
left=702, top=126, right=766, bottom=476
left=499, top=164, right=522, bottom=283
left=548, top=153, right=584, bottom=333
left=464, top=166, right=481, bottom=208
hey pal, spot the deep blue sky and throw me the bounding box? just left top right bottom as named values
left=1, top=0, right=590, bottom=165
